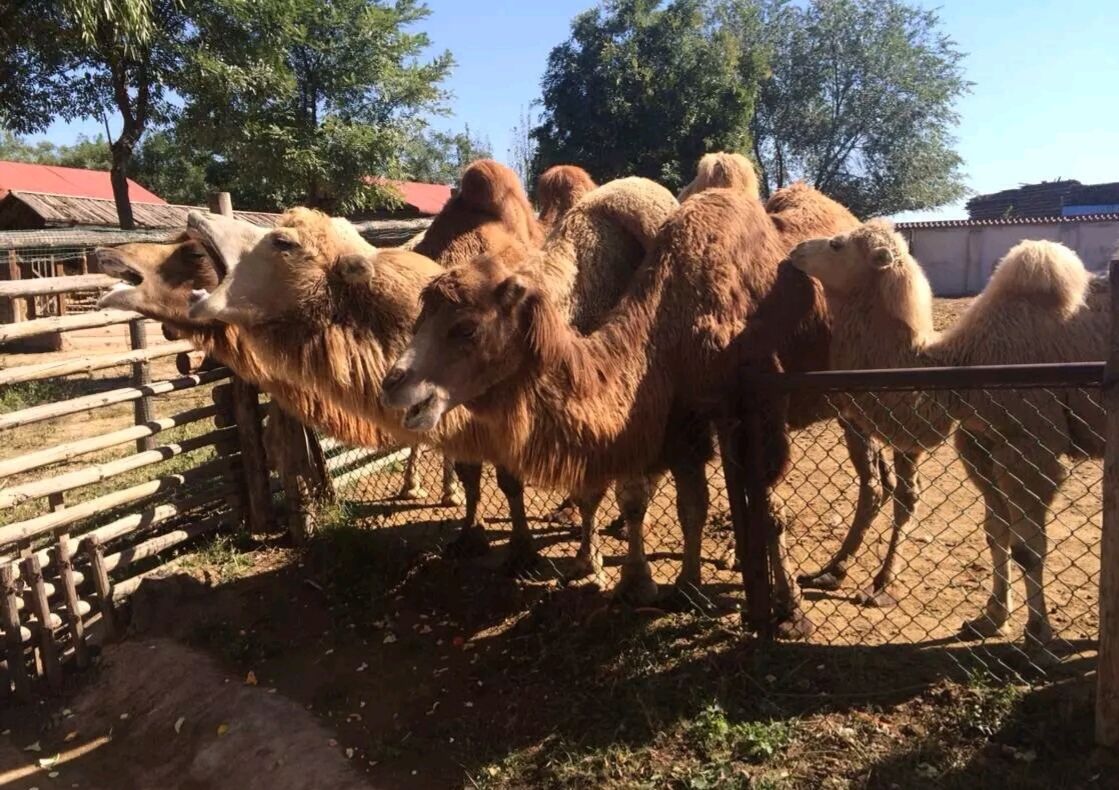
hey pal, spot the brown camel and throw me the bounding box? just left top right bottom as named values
left=187, top=177, right=677, bottom=577
left=536, top=165, right=597, bottom=232
left=381, top=181, right=860, bottom=619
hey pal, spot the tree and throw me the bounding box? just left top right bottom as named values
left=746, top=0, right=969, bottom=216
left=177, top=0, right=453, bottom=213
left=130, top=129, right=211, bottom=205
left=402, top=126, right=492, bottom=185
left=507, top=106, right=537, bottom=190
left=0, top=130, right=113, bottom=170
left=0, top=0, right=187, bottom=228
left=532, top=0, right=764, bottom=191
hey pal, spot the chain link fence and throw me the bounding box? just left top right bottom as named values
left=315, top=367, right=1103, bottom=684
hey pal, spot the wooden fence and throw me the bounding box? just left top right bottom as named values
left=0, top=272, right=271, bottom=700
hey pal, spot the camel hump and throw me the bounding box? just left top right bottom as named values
left=578, top=177, right=679, bottom=253
left=679, top=152, right=760, bottom=202
left=537, top=165, right=597, bottom=227
left=983, top=239, right=1091, bottom=315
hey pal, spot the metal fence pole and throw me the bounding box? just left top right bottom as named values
left=1097, top=258, right=1119, bottom=749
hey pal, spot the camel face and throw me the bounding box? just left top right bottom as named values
left=96, top=234, right=224, bottom=329
left=382, top=260, right=533, bottom=432
left=788, top=224, right=904, bottom=297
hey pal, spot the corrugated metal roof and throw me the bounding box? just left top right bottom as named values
left=896, top=213, right=1119, bottom=230
left=366, top=178, right=452, bottom=215
left=5, top=191, right=281, bottom=229
left=0, top=160, right=164, bottom=203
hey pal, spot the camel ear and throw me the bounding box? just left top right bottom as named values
left=495, top=275, right=529, bottom=311
left=870, top=246, right=897, bottom=269
left=336, top=253, right=376, bottom=285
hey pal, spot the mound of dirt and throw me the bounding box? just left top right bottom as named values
left=1, top=639, right=371, bottom=790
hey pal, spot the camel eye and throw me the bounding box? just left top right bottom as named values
left=272, top=234, right=299, bottom=252
left=449, top=321, right=478, bottom=342
left=829, top=238, right=844, bottom=250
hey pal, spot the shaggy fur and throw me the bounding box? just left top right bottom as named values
left=386, top=181, right=858, bottom=606
left=677, top=152, right=760, bottom=202
left=536, top=165, right=597, bottom=232
left=789, top=221, right=1107, bottom=647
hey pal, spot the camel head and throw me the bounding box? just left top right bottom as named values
left=787, top=219, right=911, bottom=298
left=382, top=255, right=555, bottom=432
left=95, top=212, right=268, bottom=331
left=189, top=207, right=375, bottom=326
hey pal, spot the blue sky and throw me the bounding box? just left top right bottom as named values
left=31, top=0, right=1119, bottom=220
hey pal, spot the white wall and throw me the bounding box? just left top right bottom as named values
left=899, top=219, right=1119, bottom=296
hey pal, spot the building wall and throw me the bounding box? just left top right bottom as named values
left=899, top=219, right=1119, bottom=297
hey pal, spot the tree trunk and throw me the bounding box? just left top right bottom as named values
left=110, top=144, right=136, bottom=231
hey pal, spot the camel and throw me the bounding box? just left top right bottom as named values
left=677, top=152, right=759, bottom=202
left=537, top=165, right=597, bottom=232
left=187, top=177, right=678, bottom=577
left=380, top=179, right=860, bottom=619
left=788, top=221, right=1107, bottom=648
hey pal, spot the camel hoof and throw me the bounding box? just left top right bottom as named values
left=397, top=485, right=428, bottom=501
left=958, top=615, right=1006, bottom=641
left=543, top=502, right=580, bottom=526
left=797, top=570, right=845, bottom=591
left=562, top=553, right=600, bottom=582
left=853, top=587, right=898, bottom=609
left=501, top=542, right=541, bottom=579
left=443, top=524, right=490, bottom=559
left=440, top=489, right=466, bottom=508
left=1024, top=621, right=1054, bottom=653
left=613, top=564, right=659, bottom=607
left=659, top=579, right=712, bottom=613
left=774, top=609, right=816, bottom=641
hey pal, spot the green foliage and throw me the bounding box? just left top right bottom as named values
left=686, top=703, right=794, bottom=764
left=401, top=125, right=492, bottom=185
left=507, top=106, right=537, bottom=190
left=0, top=131, right=114, bottom=171
left=176, top=0, right=453, bottom=213
left=130, top=128, right=212, bottom=205
left=532, top=0, right=764, bottom=192
left=747, top=0, right=970, bottom=215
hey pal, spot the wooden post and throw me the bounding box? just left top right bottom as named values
left=1097, top=258, right=1119, bottom=749
left=265, top=403, right=335, bottom=544
left=85, top=537, right=116, bottom=640
left=55, top=535, right=89, bottom=669
left=5, top=250, right=25, bottom=324
left=208, top=191, right=234, bottom=218
left=129, top=319, right=155, bottom=452
left=21, top=555, right=62, bottom=690
left=231, top=378, right=273, bottom=534
left=0, top=564, right=30, bottom=701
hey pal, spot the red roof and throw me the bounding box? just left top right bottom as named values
left=366, top=178, right=451, bottom=215
left=0, top=160, right=165, bottom=204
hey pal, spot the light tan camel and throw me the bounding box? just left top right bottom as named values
left=381, top=181, right=859, bottom=619
left=789, top=221, right=1107, bottom=648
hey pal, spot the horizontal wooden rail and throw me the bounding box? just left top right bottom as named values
left=0, top=426, right=235, bottom=509
left=104, top=516, right=224, bottom=575
left=0, top=367, right=231, bottom=430
left=4, top=482, right=239, bottom=576
left=0, top=457, right=230, bottom=546
left=0, top=274, right=117, bottom=299
left=333, top=448, right=411, bottom=490
left=0, top=309, right=141, bottom=343
left=742, top=361, right=1106, bottom=393
left=0, top=404, right=218, bottom=480
left=0, top=339, right=194, bottom=386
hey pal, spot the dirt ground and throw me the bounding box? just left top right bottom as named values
left=0, top=297, right=1106, bottom=787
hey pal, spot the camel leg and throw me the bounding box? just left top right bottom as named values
left=957, top=432, right=1014, bottom=639
left=992, top=442, right=1063, bottom=650
left=612, top=475, right=659, bottom=606
left=670, top=462, right=708, bottom=593
left=565, top=486, right=608, bottom=589
left=543, top=495, right=581, bottom=527
left=799, top=422, right=887, bottom=591
left=495, top=467, right=540, bottom=576
left=440, top=456, right=465, bottom=507
left=443, top=462, right=489, bottom=558
left=397, top=444, right=428, bottom=500
left=855, top=450, right=922, bottom=609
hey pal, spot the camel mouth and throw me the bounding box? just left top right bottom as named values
left=402, top=392, right=446, bottom=432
